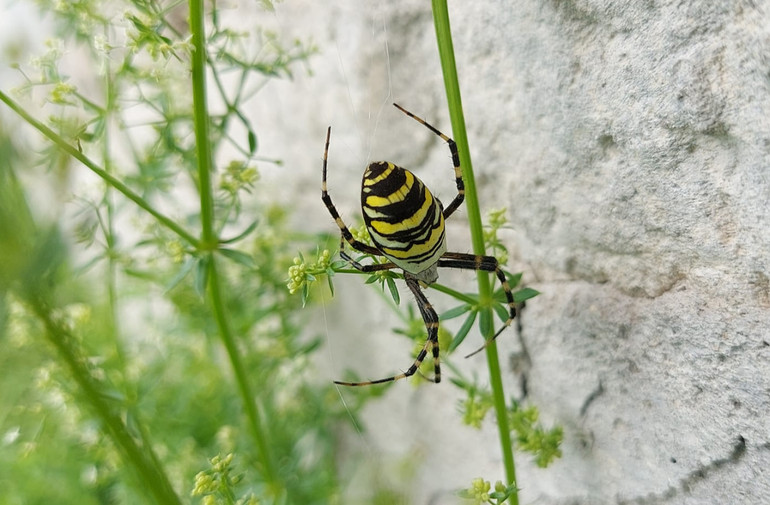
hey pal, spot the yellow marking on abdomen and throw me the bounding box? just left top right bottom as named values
left=368, top=190, right=435, bottom=235
left=364, top=171, right=415, bottom=208
left=378, top=220, right=445, bottom=259
left=363, top=162, right=396, bottom=186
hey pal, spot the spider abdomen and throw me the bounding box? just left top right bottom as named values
left=361, top=161, right=447, bottom=281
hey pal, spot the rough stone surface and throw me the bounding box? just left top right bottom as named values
left=252, top=1, right=770, bottom=503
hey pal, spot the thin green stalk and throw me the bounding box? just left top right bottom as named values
left=188, top=0, right=281, bottom=499
left=431, top=1, right=518, bottom=501
left=207, top=259, right=281, bottom=495
left=29, top=298, right=182, bottom=505
left=189, top=0, right=215, bottom=249
left=0, top=90, right=199, bottom=248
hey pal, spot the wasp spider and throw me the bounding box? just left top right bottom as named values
left=322, top=103, right=516, bottom=386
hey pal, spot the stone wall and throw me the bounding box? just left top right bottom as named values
left=253, top=1, right=770, bottom=503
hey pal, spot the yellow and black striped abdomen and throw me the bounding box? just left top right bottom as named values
left=361, top=161, right=446, bottom=281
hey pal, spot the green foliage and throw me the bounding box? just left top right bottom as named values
left=286, top=248, right=338, bottom=305
left=293, top=169, right=559, bottom=501
left=459, top=478, right=518, bottom=505
left=1, top=1, right=561, bottom=503
left=509, top=401, right=564, bottom=468
left=291, top=178, right=558, bottom=500
left=192, top=454, right=260, bottom=505
left=449, top=373, right=562, bottom=469
left=297, top=211, right=538, bottom=356
left=483, top=208, right=511, bottom=266
left=0, top=1, right=366, bottom=504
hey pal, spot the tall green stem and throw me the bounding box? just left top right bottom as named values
left=431, top=1, right=518, bottom=501
left=29, top=298, right=182, bottom=505
left=188, top=0, right=281, bottom=498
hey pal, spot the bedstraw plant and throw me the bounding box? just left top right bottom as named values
left=0, top=1, right=560, bottom=504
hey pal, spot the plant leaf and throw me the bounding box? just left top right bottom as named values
left=493, top=302, right=510, bottom=323
left=194, top=255, right=210, bottom=296
left=326, top=268, right=335, bottom=297
left=506, top=271, right=523, bottom=288
left=220, top=220, right=258, bottom=244
left=514, top=287, right=540, bottom=303
left=441, top=303, right=472, bottom=321
left=218, top=248, right=256, bottom=268
left=449, top=310, right=477, bottom=352
left=478, top=309, right=493, bottom=338
left=301, top=281, right=310, bottom=307
left=386, top=276, right=400, bottom=305
left=165, top=256, right=196, bottom=291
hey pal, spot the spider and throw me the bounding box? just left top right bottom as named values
left=322, top=103, right=516, bottom=386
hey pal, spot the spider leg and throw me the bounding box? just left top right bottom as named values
left=339, top=246, right=397, bottom=273
left=437, top=252, right=517, bottom=358
left=334, top=273, right=441, bottom=386
left=392, top=104, right=464, bottom=219
left=322, top=126, right=383, bottom=257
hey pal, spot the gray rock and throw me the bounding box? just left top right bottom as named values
left=261, top=1, right=770, bottom=503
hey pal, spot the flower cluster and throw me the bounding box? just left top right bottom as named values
left=191, top=453, right=259, bottom=505
left=286, top=249, right=334, bottom=304
left=483, top=207, right=510, bottom=266
left=49, top=82, right=76, bottom=105
left=461, top=388, right=493, bottom=429
left=286, top=257, right=307, bottom=295
left=459, top=478, right=513, bottom=505
left=509, top=402, right=563, bottom=468
left=165, top=239, right=185, bottom=264
left=350, top=223, right=372, bottom=245
left=220, top=161, right=259, bottom=195
left=464, top=478, right=491, bottom=504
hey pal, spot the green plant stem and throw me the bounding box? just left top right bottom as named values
left=207, top=258, right=281, bottom=495
left=189, top=0, right=215, bottom=249
left=188, top=0, right=281, bottom=499
left=0, top=90, right=199, bottom=248
left=29, top=298, right=182, bottom=505
left=431, top=1, right=518, bottom=501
